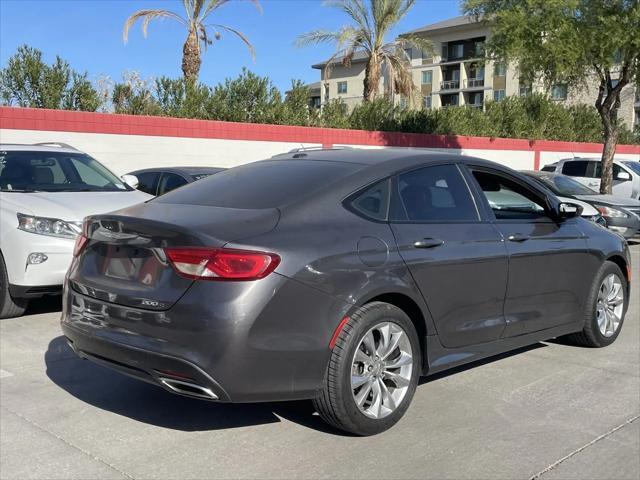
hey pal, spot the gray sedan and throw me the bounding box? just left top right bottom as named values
left=62, top=149, right=631, bottom=436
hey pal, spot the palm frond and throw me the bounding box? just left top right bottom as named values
left=123, top=9, right=185, bottom=43
left=295, top=27, right=359, bottom=48
left=381, top=51, right=415, bottom=97
left=208, top=24, right=256, bottom=60
left=394, top=35, right=434, bottom=59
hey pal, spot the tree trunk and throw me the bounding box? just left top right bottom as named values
left=599, top=119, right=618, bottom=195
left=182, top=29, right=201, bottom=81
left=363, top=56, right=380, bottom=102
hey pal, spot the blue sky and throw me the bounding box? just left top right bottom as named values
left=0, top=0, right=461, bottom=93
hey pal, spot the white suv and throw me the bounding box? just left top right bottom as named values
left=0, top=143, right=151, bottom=318
left=541, top=157, right=640, bottom=199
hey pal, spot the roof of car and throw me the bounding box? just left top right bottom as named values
left=129, top=166, right=226, bottom=176
left=0, top=143, right=82, bottom=154
left=270, top=147, right=485, bottom=165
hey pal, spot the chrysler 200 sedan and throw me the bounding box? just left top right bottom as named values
left=62, top=149, right=631, bottom=436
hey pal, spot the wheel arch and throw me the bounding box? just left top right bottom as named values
left=358, top=291, right=431, bottom=373
left=606, top=254, right=630, bottom=285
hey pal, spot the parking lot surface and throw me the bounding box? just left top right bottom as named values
left=1, top=245, right=638, bottom=480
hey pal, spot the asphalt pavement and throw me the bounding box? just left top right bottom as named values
left=1, top=245, right=638, bottom=480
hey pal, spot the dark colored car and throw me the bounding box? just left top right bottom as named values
left=62, top=150, right=631, bottom=436
left=128, top=166, right=226, bottom=196
left=521, top=170, right=640, bottom=238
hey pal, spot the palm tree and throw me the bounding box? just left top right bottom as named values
left=123, top=0, right=260, bottom=81
left=297, top=0, right=430, bottom=102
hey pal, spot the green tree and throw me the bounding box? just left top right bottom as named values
left=0, top=45, right=99, bottom=111
left=207, top=68, right=282, bottom=123
left=112, top=71, right=162, bottom=115
left=297, top=0, right=430, bottom=102
left=123, top=0, right=260, bottom=81
left=464, top=0, right=640, bottom=194
left=155, top=77, right=212, bottom=118
left=320, top=99, right=351, bottom=128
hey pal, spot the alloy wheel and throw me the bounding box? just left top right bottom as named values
left=596, top=273, right=624, bottom=338
left=350, top=321, right=413, bottom=419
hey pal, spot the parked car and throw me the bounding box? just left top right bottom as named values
left=541, top=157, right=640, bottom=199
left=62, top=149, right=631, bottom=436
left=0, top=143, right=151, bottom=318
left=128, top=167, right=226, bottom=196
left=521, top=171, right=640, bottom=238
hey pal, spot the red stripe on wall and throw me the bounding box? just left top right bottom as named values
left=1, top=106, right=639, bottom=155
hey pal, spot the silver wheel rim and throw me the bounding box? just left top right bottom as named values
left=350, top=321, right=413, bottom=419
left=596, top=273, right=624, bottom=338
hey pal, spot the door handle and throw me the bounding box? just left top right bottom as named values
left=508, top=233, right=530, bottom=242
left=413, top=238, right=445, bottom=249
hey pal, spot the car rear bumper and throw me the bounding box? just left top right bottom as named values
left=61, top=274, right=351, bottom=403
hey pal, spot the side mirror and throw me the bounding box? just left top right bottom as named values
left=121, top=174, right=139, bottom=189
left=557, top=202, right=582, bottom=219
left=615, top=171, right=631, bottom=181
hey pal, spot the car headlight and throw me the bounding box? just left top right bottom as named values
left=594, top=205, right=629, bottom=218
left=17, top=213, right=82, bottom=239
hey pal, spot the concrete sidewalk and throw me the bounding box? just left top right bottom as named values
left=1, top=246, right=638, bottom=480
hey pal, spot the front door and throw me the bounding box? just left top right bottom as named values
left=390, top=163, right=509, bottom=348
left=466, top=166, right=594, bottom=336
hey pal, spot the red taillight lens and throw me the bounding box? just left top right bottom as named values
left=164, top=247, right=280, bottom=281
left=73, top=234, right=88, bottom=257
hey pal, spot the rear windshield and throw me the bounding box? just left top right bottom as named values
left=155, top=160, right=361, bottom=209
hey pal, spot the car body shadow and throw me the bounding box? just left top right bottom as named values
left=45, top=336, right=338, bottom=434
left=25, top=296, right=62, bottom=315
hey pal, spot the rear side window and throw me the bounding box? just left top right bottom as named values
left=562, top=161, right=590, bottom=177
left=395, top=164, right=478, bottom=222
left=156, top=160, right=362, bottom=209
left=349, top=179, right=390, bottom=220
left=540, top=164, right=557, bottom=172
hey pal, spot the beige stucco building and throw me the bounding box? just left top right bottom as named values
left=311, top=15, right=639, bottom=130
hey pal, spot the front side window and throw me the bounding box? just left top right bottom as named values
left=395, top=164, right=478, bottom=222
left=0, top=150, right=128, bottom=192
left=349, top=179, right=390, bottom=221
left=421, top=70, right=433, bottom=85
left=471, top=170, right=548, bottom=220
left=337, top=81, right=348, bottom=94
left=135, top=171, right=160, bottom=195
left=158, top=173, right=188, bottom=195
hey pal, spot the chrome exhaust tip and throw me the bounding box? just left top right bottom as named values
left=158, top=377, right=219, bottom=400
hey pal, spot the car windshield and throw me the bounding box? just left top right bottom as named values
left=622, top=161, right=640, bottom=175
left=0, top=150, right=129, bottom=192
left=535, top=174, right=597, bottom=196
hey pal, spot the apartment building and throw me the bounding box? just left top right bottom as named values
left=311, top=15, right=639, bottom=129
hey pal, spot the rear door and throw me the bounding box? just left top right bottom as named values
left=466, top=165, right=594, bottom=336
left=389, top=163, right=509, bottom=348
left=135, top=171, right=161, bottom=195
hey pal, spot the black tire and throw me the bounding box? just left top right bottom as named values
left=566, top=261, right=628, bottom=348
left=313, top=302, right=421, bottom=436
left=0, top=252, right=28, bottom=319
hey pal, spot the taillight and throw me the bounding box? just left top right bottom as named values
left=73, top=234, right=88, bottom=257
left=164, top=247, right=280, bottom=281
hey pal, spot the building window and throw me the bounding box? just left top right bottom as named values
left=421, top=49, right=432, bottom=62
left=493, top=63, right=507, bottom=77
left=399, top=97, right=408, bottom=109
left=312, top=97, right=321, bottom=109
left=404, top=48, right=413, bottom=61
left=421, top=70, right=433, bottom=85
left=423, top=94, right=432, bottom=109
left=337, top=81, right=348, bottom=94
left=493, top=89, right=506, bottom=102
left=450, top=44, right=463, bottom=59
left=474, top=41, right=485, bottom=57
left=613, top=50, right=622, bottom=64
left=519, top=84, right=532, bottom=97
left=550, top=84, right=567, bottom=101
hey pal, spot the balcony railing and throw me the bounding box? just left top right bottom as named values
left=464, top=78, right=485, bottom=88
left=440, top=80, right=460, bottom=90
